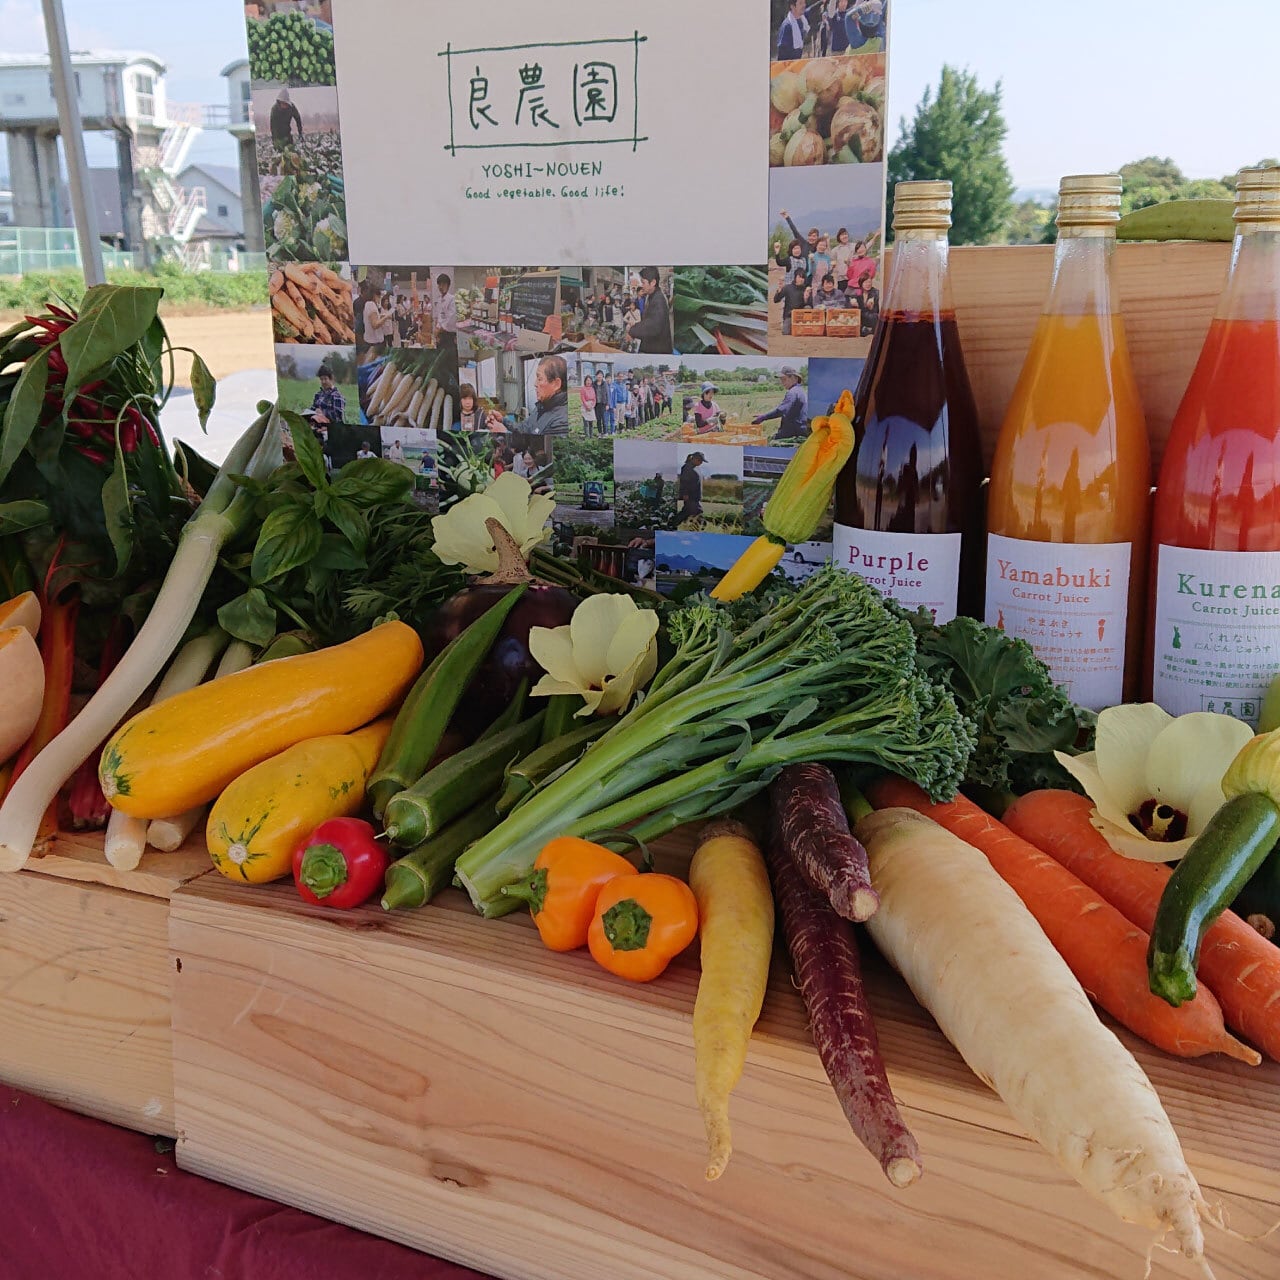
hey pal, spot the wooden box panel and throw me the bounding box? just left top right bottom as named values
left=0, top=834, right=211, bottom=1136
left=170, top=868, right=1280, bottom=1280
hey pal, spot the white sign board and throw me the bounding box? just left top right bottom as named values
left=332, top=0, right=768, bottom=266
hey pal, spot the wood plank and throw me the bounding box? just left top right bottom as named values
left=26, top=828, right=212, bottom=900
left=0, top=868, right=178, bottom=1136
left=170, top=863, right=1280, bottom=1280
left=923, top=242, right=1230, bottom=475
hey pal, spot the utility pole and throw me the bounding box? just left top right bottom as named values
left=42, top=0, right=105, bottom=285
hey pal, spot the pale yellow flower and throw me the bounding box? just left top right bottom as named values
left=1055, top=703, right=1253, bottom=861
left=529, top=594, right=660, bottom=717
left=430, top=473, right=555, bottom=574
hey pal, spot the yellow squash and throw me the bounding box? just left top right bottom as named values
left=100, top=622, right=423, bottom=818
left=206, top=719, right=393, bottom=883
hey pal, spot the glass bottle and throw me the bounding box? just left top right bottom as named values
left=1148, top=166, right=1280, bottom=722
left=834, top=180, right=984, bottom=622
left=985, top=174, right=1151, bottom=709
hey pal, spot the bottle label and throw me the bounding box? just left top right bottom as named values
left=984, top=534, right=1132, bottom=711
left=1152, top=545, right=1280, bottom=725
left=833, top=525, right=962, bottom=623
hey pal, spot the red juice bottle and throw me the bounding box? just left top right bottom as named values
left=834, top=180, right=984, bottom=621
left=1149, top=166, right=1280, bottom=721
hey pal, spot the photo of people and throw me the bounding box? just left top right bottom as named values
left=769, top=54, right=886, bottom=167
left=561, top=357, right=675, bottom=439
left=253, top=85, right=343, bottom=179
left=275, top=343, right=356, bottom=425
left=552, top=436, right=615, bottom=532
left=643, top=357, right=810, bottom=443
left=261, top=172, right=347, bottom=262
left=768, top=162, right=885, bottom=355
left=559, top=267, right=675, bottom=356
left=613, top=440, right=678, bottom=532
left=654, top=531, right=754, bottom=597
left=352, top=267, right=453, bottom=352
left=675, top=445, right=745, bottom=534
left=771, top=0, right=887, bottom=60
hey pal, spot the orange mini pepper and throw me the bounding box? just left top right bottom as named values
left=502, top=835, right=641, bottom=951
left=588, top=873, right=700, bottom=982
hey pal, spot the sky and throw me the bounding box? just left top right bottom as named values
left=1, top=0, right=1276, bottom=189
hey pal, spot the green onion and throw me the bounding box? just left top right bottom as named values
left=0, top=406, right=284, bottom=872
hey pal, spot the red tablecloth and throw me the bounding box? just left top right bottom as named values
left=0, top=1087, right=493, bottom=1280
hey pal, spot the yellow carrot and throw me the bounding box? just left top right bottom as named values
left=688, top=818, right=774, bottom=1180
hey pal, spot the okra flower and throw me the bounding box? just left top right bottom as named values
left=430, top=473, right=555, bottom=574
left=529, top=594, right=660, bottom=717
left=1054, top=703, right=1253, bottom=861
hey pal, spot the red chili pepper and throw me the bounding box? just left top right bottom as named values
left=72, top=445, right=108, bottom=465
left=45, top=345, right=67, bottom=375
left=66, top=420, right=97, bottom=440
left=292, top=818, right=388, bottom=909
left=143, top=419, right=160, bottom=447
left=119, top=420, right=138, bottom=453
left=47, top=304, right=75, bottom=322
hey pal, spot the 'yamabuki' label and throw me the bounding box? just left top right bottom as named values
left=984, top=534, right=1132, bottom=711
left=833, top=525, right=962, bottom=623
left=1152, top=545, right=1280, bottom=725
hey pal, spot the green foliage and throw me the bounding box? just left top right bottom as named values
left=993, top=198, right=1055, bottom=246
left=887, top=66, right=1015, bottom=246
left=553, top=436, right=613, bottom=484
left=1118, top=156, right=1232, bottom=215
left=0, top=265, right=268, bottom=316
left=245, top=11, right=336, bottom=86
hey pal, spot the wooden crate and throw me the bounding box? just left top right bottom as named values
left=0, top=832, right=210, bottom=1137
left=789, top=308, right=826, bottom=336
left=822, top=306, right=862, bottom=338
left=170, top=832, right=1280, bottom=1280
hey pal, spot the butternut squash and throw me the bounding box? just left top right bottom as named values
left=0, top=626, right=44, bottom=763
left=100, top=622, right=423, bottom=818
left=0, top=592, right=40, bottom=639
left=206, top=719, right=393, bottom=883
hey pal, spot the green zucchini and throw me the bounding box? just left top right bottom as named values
left=1230, top=842, right=1280, bottom=941
left=1148, top=791, right=1280, bottom=1006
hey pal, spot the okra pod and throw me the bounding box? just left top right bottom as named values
left=367, top=584, right=529, bottom=818
left=383, top=711, right=545, bottom=848
left=381, top=802, right=503, bottom=911
left=498, top=715, right=612, bottom=815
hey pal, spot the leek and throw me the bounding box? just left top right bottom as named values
left=0, top=406, right=284, bottom=872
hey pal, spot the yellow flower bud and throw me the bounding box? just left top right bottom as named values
left=1222, top=727, right=1280, bottom=804
left=762, top=408, right=856, bottom=546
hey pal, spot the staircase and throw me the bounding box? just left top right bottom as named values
left=136, top=103, right=209, bottom=263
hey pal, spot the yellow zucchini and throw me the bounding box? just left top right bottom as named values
left=206, top=719, right=393, bottom=883
left=100, top=622, right=423, bottom=818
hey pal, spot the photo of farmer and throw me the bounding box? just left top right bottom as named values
left=626, top=267, right=674, bottom=354
left=770, top=0, right=886, bottom=59
left=752, top=364, right=810, bottom=440
left=773, top=0, right=810, bottom=60
left=487, top=354, right=571, bottom=440
left=275, top=343, right=356, bottom=425
left=640, top=357, right=807, bottom=444
left=552, top=436, right=615, bottom=533
left=768, top=162, right=885, bottom=356
left=613, top=440, right=678, bottom=533
left=351, top=267, right=450, bottom=350
left=558, top=267, right=676, bottom=356
left=675, top=446, right=745, bottom=533
left=769, top=55, right=885, bottom=168
left=253, top=85, right=343, bottom=180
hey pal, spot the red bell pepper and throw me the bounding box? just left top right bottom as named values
left=292, top=818, right=388, bottom=909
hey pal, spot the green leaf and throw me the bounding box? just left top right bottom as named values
left=217, top=588, right=278, bottom=648
left=0, top=499, right=50, bottom=536
left=101, top=443, right=133, bottom=575
left=324, top=494, right=369, bottom=556
left=172, top=439, right=218, bottom=498
left=329, top=458, right=414, bottom=507
left=283, top=409, right=327, bottom=491
left=60, top=286, right=163, bottom=391
left=251, top=503, right=324, bottom=582
left=311, top=531, right=365, bottom=572
left=0, top=345, right=50, bottom=487
left=190, top=352, right=216, bottom=430
left=139, top=314, right=167, bottom=386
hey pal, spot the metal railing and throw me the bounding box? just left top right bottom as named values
left=0, top=227, right=136, bottom=275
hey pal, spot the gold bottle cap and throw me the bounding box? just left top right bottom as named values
left=893, top=180, right=952, bottom=232
left=1235, top=166, right=1280, bottom=223
left=1056, top=174, right=1123, bottom=228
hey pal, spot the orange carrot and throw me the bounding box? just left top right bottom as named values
left=867, top=776, right=1260, bottom=1065
left=1005, top=788, right=1280, bottom=1064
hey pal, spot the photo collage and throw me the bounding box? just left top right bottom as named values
left=249, top=0, right=890, bottom=578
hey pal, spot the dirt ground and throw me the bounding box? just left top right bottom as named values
left=163, top=309, right=275, bottom=387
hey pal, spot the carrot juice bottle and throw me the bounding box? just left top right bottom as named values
left=834, top=180, right=984, bottom=621
left=985, top=174, right=1151, bottom=709
left=1149, top=166, right=1280, bottom=721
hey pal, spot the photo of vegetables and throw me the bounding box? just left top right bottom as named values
left=253, top=84, right=344, bottom=179
left=769, top=54, right=886, bottom=168
left=245, top=3, right=336, bottom=86
left=613, top=440, right=677, bottom=532
left=673, top=266, right=769, bottom=356
left=271, top=262, right=355, bottom=344
left=359, top=347, right=458, bottom=433
left=262, top=173, right=347, bottom=262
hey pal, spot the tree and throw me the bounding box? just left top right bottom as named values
left=995, top=198, right=1054, bottom=246
left=1118, top=156, right=1231, bottom=214
left=887, top=66, right=1014, bottom=246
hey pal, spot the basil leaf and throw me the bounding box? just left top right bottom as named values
left=0, top=345, right=50, bottom=487
left=324, top=494, right=369, bottom=556
left=251, top=503, right=324, bottom=583
left=329, top=458, right=414, bottom=507
left=217, top=588, right=278, bottom=648
left=284, top=410, right=327, bottom=491
left=60, top=285, right=163, bottom=391
left=0, top=499, right=50, bottom=536
left=101, top=443, right=133, bottom=575
left=311, top=531, right=365, bottom=572
left=190, top=351, right=216, bottom=430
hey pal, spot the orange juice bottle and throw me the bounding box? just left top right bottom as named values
left=985, top=174, right=1151, bottom=709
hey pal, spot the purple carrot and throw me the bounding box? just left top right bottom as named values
left=772, top=763, right=879, bottom=921
left=767, top=799, right=922, bottom=1188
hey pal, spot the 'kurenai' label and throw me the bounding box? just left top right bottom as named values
left=984, top=534, right=1132, bottom=711
left=833, top=525, right=962, bottom=623
left=1152, top=545, right=1280, bottom=725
